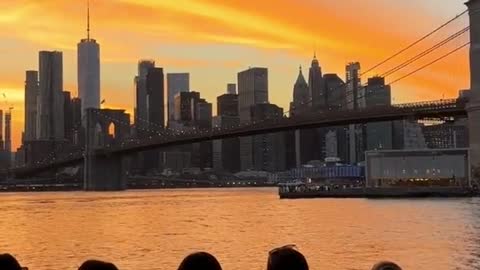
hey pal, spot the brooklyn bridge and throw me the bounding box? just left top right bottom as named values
left=4, top=0, right=480, bottom=191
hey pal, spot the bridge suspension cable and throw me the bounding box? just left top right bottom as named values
left=388, top=41, right=470, bottom=85
left=284, top=15, right=471, bottom=117
left=361, top=9, right=468, bottom=76
left=380, top=26, right=470, bottom=77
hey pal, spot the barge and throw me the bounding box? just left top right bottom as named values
left=279, top=183, right=479, bottom=199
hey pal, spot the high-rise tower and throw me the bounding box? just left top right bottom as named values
left=346, top=62, right=361, bottom=110
left=38, top=51, right=64, bottom=140
left=0, top=110, right=4, bottom=149
left=346, top=62, right=363, bottom=164
left=167, top=73, right=190, bottom=125
left=78, top=0, right=100, bottom=116
left=135, top=60, right=155, bottom=132
left=309, top=53, right=325, bottom=108
left=146, top=67, right=165, bottom=129
left=24, top=70, right=38, bottom=142
left=290, top=66, right=310, bottom=116
left=5, top=110, right=11, bottom=153
left=238, top=67, right=268, bottom=170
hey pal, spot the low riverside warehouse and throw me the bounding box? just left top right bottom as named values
left=365, top=149, right=470, bottom=188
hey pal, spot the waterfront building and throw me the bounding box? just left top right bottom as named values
left=134, top=60, right=155, bottom=133
left=365, top=149, right=470, bottom=188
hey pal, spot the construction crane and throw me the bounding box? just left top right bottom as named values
left=1, top=93, right=13, bottom=112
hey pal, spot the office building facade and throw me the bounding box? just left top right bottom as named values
left=146, top=67, right=165, bottom=129
left=37, top=51, right=64, bottom=140
left=167, top=73, right=190, bottom=124
left=24, top=70, right=38, bottom=142
left=78, top=38, right=100, bottom=116
left=251, top=103, right=286, bottom=172
left=135, top=60, right=155, bottom=132
left=309, top=54, right=326, bottom=109
left=238, top=67, right=268, bottom=170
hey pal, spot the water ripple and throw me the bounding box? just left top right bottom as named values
left=0, top=188, right=479, bottom=270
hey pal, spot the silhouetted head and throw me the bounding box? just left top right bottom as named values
left=177, top=252, right=222, bottom=270
left=267, top=245, right=308, bottom=270
left=78, top=260, right=119, bottom=270
left=0, top=253, right=23, bottom=270
left=371, top=261, right=402, bottom=270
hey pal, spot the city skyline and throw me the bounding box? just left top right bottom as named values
left=0, top=0, right=471, bottom=149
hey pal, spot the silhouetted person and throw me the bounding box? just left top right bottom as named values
left=177, top=252, right=222, bottom=270
left=267, top=245, right=308, bottom=270
left=0, top=253, right=24, bottom=270
left=371, top=261, right=402, bottom=270
left=78, top=260, right=119, bottom=270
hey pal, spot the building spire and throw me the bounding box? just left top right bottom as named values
left=87, top=0, right=90, bottom=40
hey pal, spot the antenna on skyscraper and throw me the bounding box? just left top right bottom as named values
left=87, top=0, right=90, bottom=40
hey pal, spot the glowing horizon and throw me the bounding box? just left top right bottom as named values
left=0, top=0, right=471, bottom=150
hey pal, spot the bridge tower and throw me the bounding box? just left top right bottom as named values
left=467, top=0, right=480, bottom=178
left=84, top=108, right=128, bottom=191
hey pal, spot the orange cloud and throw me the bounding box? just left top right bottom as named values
left=0, top=0, right=471, bottom=150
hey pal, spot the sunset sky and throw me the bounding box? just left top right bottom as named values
left=0, top=0, right=472, bottom=149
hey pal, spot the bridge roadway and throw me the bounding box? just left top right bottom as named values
left=10, top=99, right=467, bottom=177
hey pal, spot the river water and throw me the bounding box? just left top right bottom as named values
left=1, top=188, right=480, bottom=270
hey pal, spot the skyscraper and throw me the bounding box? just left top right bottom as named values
left=134, top=65, right=164, bottom=172
left=323, top=73, right=349, bottom=162
left=78, top=0, right=100, bottom=116
left=0, top=110, right=4, bottom=149
left=212, top=115, right=240, bottom=172
left=167, top=73, right=190, bottom=125
left=195, top=100, right=213, bottom=169
left=38, top=51, right=64, bottom=140
left=346, top=62, right=361, bottom=110
left=309, top=54, right=325, bottom=109
left=146, top=67, right=165, bottom=129
left=24, top=70, right=38, bottom=142
left=63, top=91, right=74, bottom=143
left=290, top=66, right=310, bottom=116
left=213, top=90, right=240, bottom=172
left=196, top=100, right=212, bottom=129
left=238, top=67, right=268, bottom=170
left=307, top=55, right=329, bottom=162
left=364, top=76, right=393, bottom=151
left=346, top=62, right=363, bottom=164
left=217, top=93, right=238, bottom=117
left=290, top=66, right=314, bottom=167
left=71, top=97, right=82, bottom=145
left=4, top=110, right=11, bottom=153
left=172, top=91, right=212, bottom=169
left=251, top=103, right=286, bottom=172
left=174, top=91, right=201, bottom=125
left=364, top=76, right=391, bottom=107
left=135, top=60, right=155, bottom=132
left=227, top=83, right=237, bottom=94
left=324, top=73, right=346, bottom=111
left=238, top=67, right=268, bottom=122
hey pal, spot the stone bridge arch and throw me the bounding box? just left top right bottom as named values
left=86, top=108, right=131, bottom=149
left=84, top=108, right=131, bottom=191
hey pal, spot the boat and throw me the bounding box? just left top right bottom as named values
left=278, top=182, right=480, bottom=199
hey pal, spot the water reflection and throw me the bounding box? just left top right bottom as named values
left=0, top=188, right=479, bottom=270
